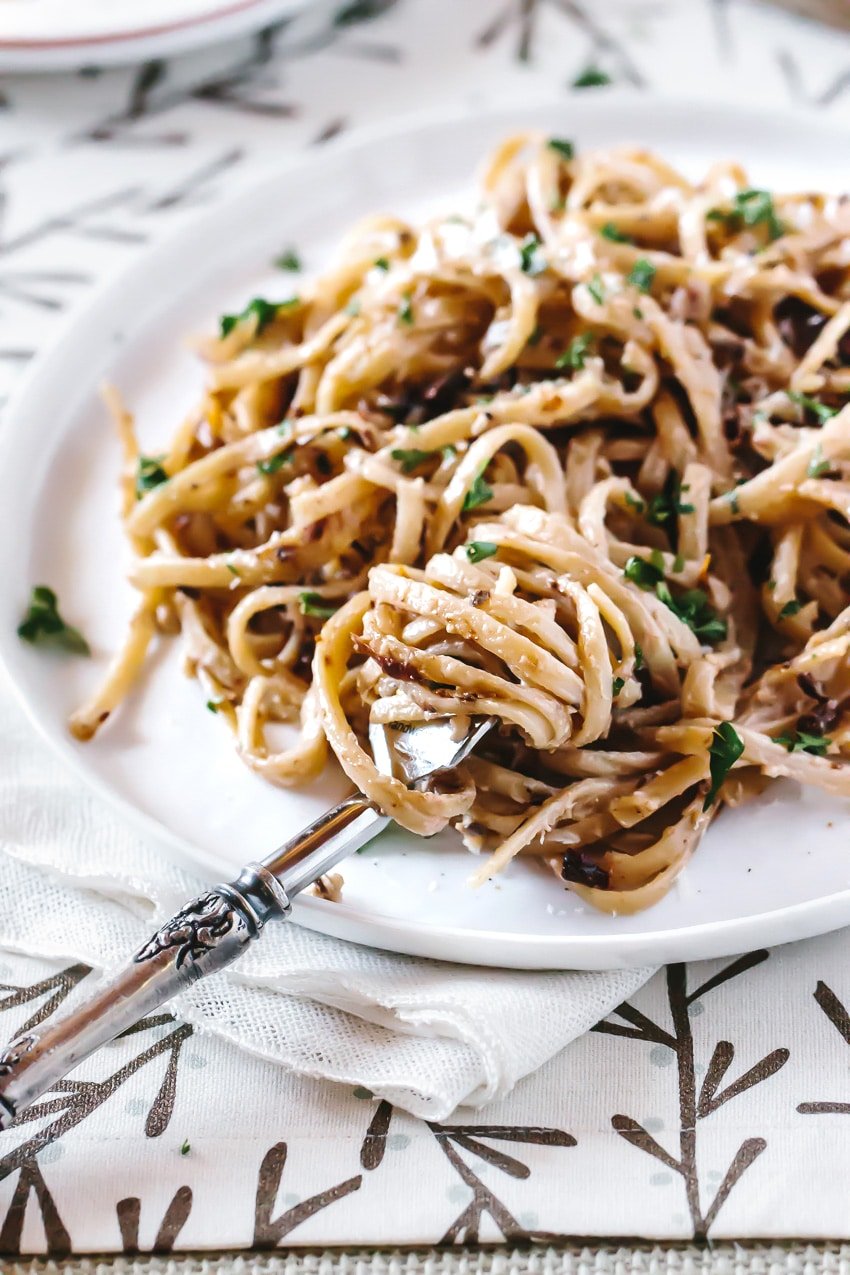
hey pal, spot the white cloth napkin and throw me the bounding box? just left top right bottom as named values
left=0, top=680, right=653, bottom=1119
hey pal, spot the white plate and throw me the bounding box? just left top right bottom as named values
left=3, top=96, right=850, bottom=970
left=0, top=0, right=312, bottom=72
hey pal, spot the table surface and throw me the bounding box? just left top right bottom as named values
left=4, top=0, right=850, bottom=1258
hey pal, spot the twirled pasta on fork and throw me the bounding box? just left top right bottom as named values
left=64, top=132, right=850, bottom=913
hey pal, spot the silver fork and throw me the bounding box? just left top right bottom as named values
left=0, top=715, right=494, bottom=1129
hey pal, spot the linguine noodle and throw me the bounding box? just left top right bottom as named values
left=71, top=131, right=850, bottom=914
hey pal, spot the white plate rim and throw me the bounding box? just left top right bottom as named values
left=4, top=93, right=850, bottom=969
left=0, top=0, right=311, bottom=71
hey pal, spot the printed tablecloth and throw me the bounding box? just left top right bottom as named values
left=4, top=0, right=850, bottom=1254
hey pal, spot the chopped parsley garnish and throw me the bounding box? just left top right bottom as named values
left=373, top=256, right=390, bottom=271
left=645, top=470, right=694, bottom=529
left=673, top=553, right=685, bottom=574
left=726, top=489, right=741, bottom=515
left=17, top=586, right=90, bottom=656
left=787, top=391, right=837, bottom=425
left=807, top=443, right=832, bottom=479
left=600, top=222, right=632, bottom=243
left=219, top=297, right=296, bottom=338
left=624, top=552, right=665, bottom=589
left=225, top=560, right=240, bottom=577
left=612, top=676, right=625, bottom=697
left=462, top=467, right=494, bottom=513
left=779, top=599, right=801, bottom=619
left=624, top=491, right=645, bottom=513
left=398, top=293, right=414, bottom=326
left=465, top=541, right=498, bottom=563
left=634, top=642, right=644, bottom=670
left=627, top=258, right=656, bottom=293
left=518, top=233, right=546, bottom=277
left=572, top=66, right=611, bottom=89
left=298, top=593, right=338, bottom=619
left=256, top=449, right=293, bottom=476
left=547, top=137, right=575, bottom=161
left=206, top=701, right=219, bottom=713
left=708, top=189, right=784, bottom=243
left=774, top=729, right=829, bottom=756
left=586, top=273, right=605, bottom=305
left=442, top=444, right=457, bottom=460
left=556, top=332, right=593, bottom=371
left=274, top=249, right=301, bottom=272
left=528, top=325, right=543, bottom=347
left=135, top=455, right=169, bottom=500
left=180, top=1140, right=191, bottom=1156
left=703, top=722, right=744, bottom=809
left=390, top=447, right=434, bottom=473
left=345, top=298, right=362, bottom=317
left=625, top=555, right=726, bottom=643
left=658, top=585, right=728, bottom=644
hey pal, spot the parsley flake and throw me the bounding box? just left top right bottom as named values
left=298, top=593, right=338, bottom=619
left=600, top=222, right=632, bottom=243
left=708, top=189, right=784, bottom=243
left=548, top=138, right=575, bottom=161
left=390, top=447, right=434, bottom=473
left=572, top=66, right=611, bottom=89
left=774, top=729, right=829, bottom=756
left=398, top=293, right=414, bottom=326
left=587, top=273, right=605, bottom=305
left=627, top=258, right=656, bottom=293
left=17, top=586, right=90, bottom=656
left=465, top=541, right=498, bottom=563
left=703, top=721, right=744, bottom=809
left=373, top=256, right=390, bottom=271
left=612, top=676, right=625, bottom=697
left=807, top=443, right=832, bottom=479
left=625, top=557, right=726, bottom=644
left=624, top=554, right=664, bottom=589
left=624, top=491, right=645, bottom=513
left=462, top=468, right=494, bottom=513
left=274, top=249, right=301, bottom=272
left=135, top=455, right=169, bottom=500
left=646, top=470, right=694, bottom=528
left=788, top=391, right=837, bottom=425
left=257, top=449, right=293, bottom=476
left=180, top=1140, right=191, bottom=1156
left=634, top=642, right=644, bottom=671
left=518, top=233, right=546, bottom=277
left=556, top=332, right=593, bottom=371
left=219, top=297, right=296, bottom=338
left=779, top=599, right=801, bottom=619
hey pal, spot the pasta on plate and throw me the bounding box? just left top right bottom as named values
left=68, top=132, right=850, bottom=914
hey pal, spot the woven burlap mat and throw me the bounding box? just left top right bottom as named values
left=3, top=1246, right=849, bottom=1275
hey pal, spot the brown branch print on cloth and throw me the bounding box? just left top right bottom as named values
left=0, top=998, right=193, bottom=1179
left=798, top=981, right=850, bottom=1116
left=253, top=1142, right=362, bottom=1248
left=117, top=1186, right=193, bottom=1255
left=357, top=1097, right=575, bottom=1244
left=475, top=0, right=645, bottom=82
left=0, top=1157, right=70, bottom=1258
left=598, top=954, right=789, bottom=1239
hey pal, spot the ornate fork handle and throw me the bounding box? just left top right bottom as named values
left=0, top=795, right=388, bottom=1128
